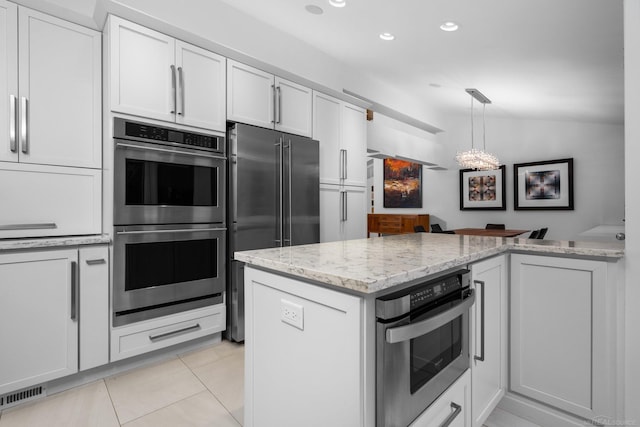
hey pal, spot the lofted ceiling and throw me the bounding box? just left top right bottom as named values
left=217, top=0, right=624, bottom=125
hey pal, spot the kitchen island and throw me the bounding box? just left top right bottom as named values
left=235, top=233, right=624, bottom=427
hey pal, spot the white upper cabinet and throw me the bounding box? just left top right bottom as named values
left=108, top=16, right=226, bottom=133
left=313, top=91, right=367, bottom=187
left=227, top=60, right=312, bottom=137
left=0, top=4, right=101, bottom=168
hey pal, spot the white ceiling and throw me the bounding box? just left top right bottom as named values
left=217, top=0, right=624, bottom=125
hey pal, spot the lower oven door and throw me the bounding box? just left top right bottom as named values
left=113, top=224, right=226, bottom=326
left=377, top=289, right=475, bottom=427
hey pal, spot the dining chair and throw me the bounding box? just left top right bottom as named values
left=430, top=224, right=443, bottom=233
left=537, top=227, right=548, bottom=239
left=528, top=229, right=540, bottom=239
left=414, top=225, right=427, bottom=233
left=485, top=223, right=505, bottom=230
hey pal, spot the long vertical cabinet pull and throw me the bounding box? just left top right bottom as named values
left=343, top=149, right=348, bottom=180
left=473, top=279, right=486, bottom=362
left=177, top=66, right=184, bottom=116
left=70, top=261, right=79, bottom=320
left=9, top=95, right=17, bottom=152
left=276, top=86, right=282, bottom=124
left=20, top=97, right=28, bottom=154
left=340, top=191, right=347, bottom=222
left=170, top=65, right=177, bottom=114
left=271, top=85, right=276, bottom=124
left=339, top=149, right=346, bottom=179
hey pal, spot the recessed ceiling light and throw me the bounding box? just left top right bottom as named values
left=440, top=22, right=459, bottom=32
left=379, top=32, right=395, bottom=41
left=329, top=0, right=346, bottom=7
left=305, top=4, right=324, bottom=14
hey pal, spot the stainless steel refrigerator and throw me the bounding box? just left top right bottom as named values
left=227, top=123, right=320, bottom=342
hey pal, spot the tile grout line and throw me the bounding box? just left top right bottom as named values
left=102, top=377, right=124, bottom=427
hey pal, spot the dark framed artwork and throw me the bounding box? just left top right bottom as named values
left=383, top=159, right=422, bottom=208
left=513, top=158, right=574, bottom=210
left=459, top=165, right=506, bottom=210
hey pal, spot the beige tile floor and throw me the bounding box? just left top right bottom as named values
left=0, top=341, right=245, bottom=427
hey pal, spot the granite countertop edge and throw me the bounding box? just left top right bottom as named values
left=0, top=235, right=111, bottom=251
left=235, top=236, right=624, bottom=295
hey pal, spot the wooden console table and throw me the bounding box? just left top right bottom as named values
left=367, top=214, right=430, bottom=236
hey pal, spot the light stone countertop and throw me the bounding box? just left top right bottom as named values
left=235, top=233, right=625, bottom=294
left=0, top=235, right=111, bottom=251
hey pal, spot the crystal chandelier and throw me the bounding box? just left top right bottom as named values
left=455, top=88, right=500, bottom=171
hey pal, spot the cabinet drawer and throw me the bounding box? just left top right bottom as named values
left=410, top=370, right=470, bottom=427
left=111, top=305, right=225, bottom=361
left=0, top=163, right=101, bottom=238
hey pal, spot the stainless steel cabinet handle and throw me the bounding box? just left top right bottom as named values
left=0, top=223, right=57, bottom=230
left=339, top=149, right=346, bottom=179
left=149, top=323, right=201, bottom=342
left=271, top=85, right=276, bottom=124
left=177, top=66, right=184, bottom=116
left=276, top=86, right=282, bottom=124
left=70, top=261, right=78, bottom=320
left=85, top=258, right=106, bottom=265
left=474, top=280, right=486, bottom=362
left=170, top=65, right=177, bottom=114
left=386, top=290, right=475, bottom=344
left=20, top=97, right=28, bottom=154
left=9, top=95, right=17, bottom=152
left=343, top=149, right=348, bottom=180
left=439, top=402, right=462, bottom=427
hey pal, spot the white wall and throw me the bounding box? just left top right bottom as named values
left=370, top=114, right=624, bottom=241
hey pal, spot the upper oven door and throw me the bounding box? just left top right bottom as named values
left=114, top=140, right=226, bottom=225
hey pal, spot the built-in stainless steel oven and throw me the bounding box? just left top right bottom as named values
left=113, top=118, right=225, bottom=226
left=376, top=269, right=475, bottom=427
left=113, top=224, right=225, bottom=326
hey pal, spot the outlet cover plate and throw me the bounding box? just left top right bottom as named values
left=281, top=299, right=304, bottom=330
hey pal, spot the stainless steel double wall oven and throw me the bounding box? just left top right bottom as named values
left=376, top=268, right=475, bottom=427
left=112, top=118, right=226, bottom=326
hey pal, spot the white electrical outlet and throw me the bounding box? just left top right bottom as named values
left=281, top=299, right=304, bottom=330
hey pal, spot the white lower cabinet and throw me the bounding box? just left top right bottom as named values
left=320, top=183, right=367, bottom=242
left=510, top=254, right=617, bottom=421
left=410, top=370, right=471, bottom=427
left=79, top=246, right=109, bottom=371
left=110, top=304, right=226, bottom=362
left=0, top=249, right=79, bottom=395
left=0, top=163, right=101, bottom=239
left=470, top=255, right=506, bottom=427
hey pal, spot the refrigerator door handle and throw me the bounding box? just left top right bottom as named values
left=276, top=138, right=284, bottom=246
left=285, top=139, right=293, bottom=245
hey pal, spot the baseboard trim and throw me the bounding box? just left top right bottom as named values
left=498, top=393, right=593, bottom=427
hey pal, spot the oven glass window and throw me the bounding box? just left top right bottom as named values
left=125, top=159, right=218, bottom=206
left=410, top=300, right=463, bottom=394
left=125, top=238, right=217, bottom=291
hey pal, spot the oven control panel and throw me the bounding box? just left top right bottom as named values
left=117, top=119, right=223, bottom=153
left=410, top=275, right=463, bottom=309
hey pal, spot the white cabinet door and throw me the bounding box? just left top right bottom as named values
left=79, top=246, right=109, bottom=371
left=320, top=183, right=341, bottom=243
left=109, top=16, right=175, bottom=123
left=227, top=60, right=274, bottom=129
left=344, top=185, right=367, bottom=240
left=0, top=0, right=17, bottom=163
left=175, top=41, right=226, bottom=132
left=410, top=370, right=471, bottom=427
left=510, top=254, right=614, bottom=420
left=0, top=163, right=101, bottom=238
left=471, top=255, right=506, bottom=427
left=341, top=103, right=367, bottom=187
left=0, top=249, right=79, bottom=395
left=15, top=7, right=101, bottom=169
left=313, top=91, right=341, bottom=185
left=275, top=76, right=312, bottom=137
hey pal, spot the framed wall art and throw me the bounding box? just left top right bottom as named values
left=513, top=158, right=574, bottom=210
left=459, top=165, right=506, bottom=210
left=383, top=159, right=422, bottom=208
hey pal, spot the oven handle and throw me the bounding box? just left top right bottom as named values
left=116, top=227, right=226, bottom=235
left=385, top=289, right=475, bottom=344
left=115, top=142, right=225, bottom=160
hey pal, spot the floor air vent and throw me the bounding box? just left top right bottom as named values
left=0, top=385, right=46, bottom=409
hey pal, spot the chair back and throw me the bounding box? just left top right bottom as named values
left=486, top=223, right=505, bottom=230
left=414, top=225, right=426, bottom=233
left=430, top=224, right=443, bottom=233
left=528, top=230, right=539, bottom=239
left=537, top=227, right=548, bottom=239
